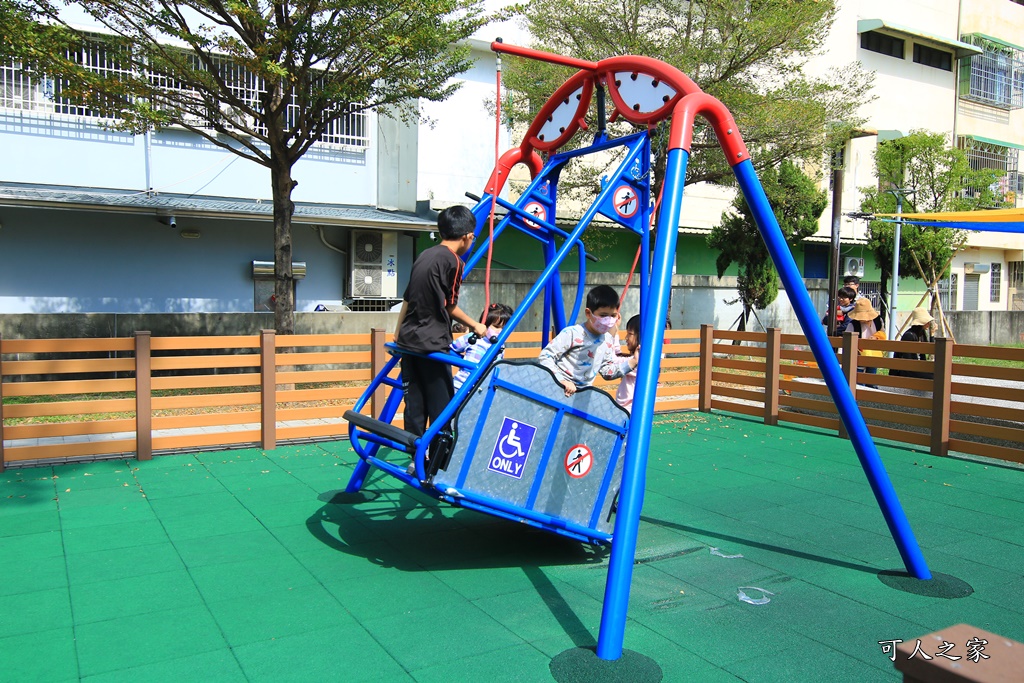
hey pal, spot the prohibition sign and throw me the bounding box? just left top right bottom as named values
left=523, top=201, right=546, bottom=228
left=564, top=444, right=593, bottom=479
left=612, top=185, right=639, bottom=219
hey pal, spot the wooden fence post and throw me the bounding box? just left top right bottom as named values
left=135, top=331, right=152, bottom=461
left=699, top=324, right=713, bottom=412
left=931, top=336, right=953, bottom=457
left=0, top=331, right=5, bottom=473
left=839, top=331, right=859, bottom=440
left=764, top=327, right=781, bottom=426
left=261, top=330, right=277, bottom=450
left=371, top=328, right=387, bottom=419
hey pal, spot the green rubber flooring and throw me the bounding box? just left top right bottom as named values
left=2, top=411, right=1022, bottom=682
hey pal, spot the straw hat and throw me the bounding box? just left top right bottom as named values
left=906, top=307, right=934, bottom=327
left=847, top=298, right=879, bottom=321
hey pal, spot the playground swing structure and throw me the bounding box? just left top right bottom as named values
left=344, top=42, right=933, bottom=661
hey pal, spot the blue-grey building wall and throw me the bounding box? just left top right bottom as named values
left=0, top=206, right=420, bottom=313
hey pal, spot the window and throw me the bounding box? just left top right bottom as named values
left=0, top=35, right=369, bottom=148
left=960, top=34, right=1024, bottom=109
left=861, top=31, right=905, bottom=59
left=1010, top=261, right=1024, bottom=310
left=914, top=44, right=953, bottom=71
left=991, top=263, right=1002, bottom=302
left=959, top=136, right=1020, bottom=206
left=939, top=273, right=958, bottom=312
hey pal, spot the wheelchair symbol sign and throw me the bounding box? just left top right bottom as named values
left=488, top=417, right=537, bottom=479
left=564, top=444, right=593, bottom=479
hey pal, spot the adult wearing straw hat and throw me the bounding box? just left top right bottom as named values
left=891, top=308, right=936, bottom=379
left=847, top=298, right=886, bottom=376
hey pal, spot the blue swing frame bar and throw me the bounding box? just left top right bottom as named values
left=345, top=42, right=932, bottom=663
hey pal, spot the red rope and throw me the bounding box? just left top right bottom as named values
left=483, top=55, right=501, bottom=321
left=620, top=243, right=643, bottom=305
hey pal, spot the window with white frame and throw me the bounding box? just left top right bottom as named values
left=960, top=34, right=1024, bottom=110
left=959, top=136, right=1021, bottom=206
left=991, top=263, right=1002, bottom=302
left=0, top=35, right=369, bottom=148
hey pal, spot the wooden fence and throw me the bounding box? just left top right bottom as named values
left=2, top=325, right=1021, bottom=469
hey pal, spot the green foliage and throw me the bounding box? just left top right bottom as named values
left=708, top=160, right=826, bottom=314
left=504, top=0, right=872, bottom=196
left=860, top=130, right=1005, bottom=290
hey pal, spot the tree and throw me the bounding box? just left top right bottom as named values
left=502, top=0, right=872, bottom=202
left=708, top=160, right=827, bottom=330
left=859, top=130, right=1004, bottom=325
left=1, top=0, right=487, bottom=333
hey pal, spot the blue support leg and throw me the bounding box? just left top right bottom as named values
left=597, top=148, right=689, bottom=661
left=732, top=159, right=931, bottom=581
left=345, top=385, right=406, bottom=493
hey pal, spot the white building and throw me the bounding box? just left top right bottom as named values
left=813, top=0, right=1024, bottom=315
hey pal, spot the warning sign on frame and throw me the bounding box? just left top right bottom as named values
left=564, top=444, right=593, bottom=479
left=612, top=186, right=639, bottom=220
left=488, top=417, right=537, bottom=479
left=522, top=202, right=546, bottom=228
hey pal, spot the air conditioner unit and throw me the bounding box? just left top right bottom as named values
left=844, top=257, right=865, bottom=277
left=964, top=262, right=990, bottom=274
left=350, top=230, right=399, bottom=298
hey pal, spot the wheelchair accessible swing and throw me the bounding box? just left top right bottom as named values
left=343, top=42, right=932, bottom=661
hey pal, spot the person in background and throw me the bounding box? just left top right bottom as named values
left=847, top=298, right=886, bottom=377
left=890, top=307, right=936, bottom=380
left=843, top=275, right=863, bottom=299
left=615, top=315, right=641, bottom=413
left=823, top=286, right=857, bottom=335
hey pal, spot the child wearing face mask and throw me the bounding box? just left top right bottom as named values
left=538, top=284, right=638, bottom=396
left=450, top=303, right=513, bottom=390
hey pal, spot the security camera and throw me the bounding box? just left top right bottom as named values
left=168, top=216, right=176, bottom=229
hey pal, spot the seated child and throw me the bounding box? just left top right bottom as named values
left=538, top=284, right=637, bottom=396
left=615, top=315, right=640, bottom=413
left=450, top=303, right=513, bottom=390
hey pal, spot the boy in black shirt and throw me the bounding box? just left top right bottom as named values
left=394, top=205, right=486, bottom=450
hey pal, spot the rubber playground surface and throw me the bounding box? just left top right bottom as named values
left=3, top=411, right=1023, bottom=682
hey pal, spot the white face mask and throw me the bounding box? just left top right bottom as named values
left=486, top=326, right=502, bottom=339
left=590, top=315, right=617, bottom=334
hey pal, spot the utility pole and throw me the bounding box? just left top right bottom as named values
left=888, top=191, right=903, bottom=341
left=827, top=149, right=844, bottom=337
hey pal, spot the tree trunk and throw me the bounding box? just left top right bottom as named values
left=271, top=156, right=297, bottom=335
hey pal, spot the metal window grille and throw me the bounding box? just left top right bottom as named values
left=938, top=273, right=959, bottom=312
left=961, top=35, right=1024, bottom=110
left=959, top=136, right=1020, bottom=206
left=991, top=263, right=1002, bottom=302
left=0, top=35, right=369, bottom=148
left=0, top=41, right=128, bottom=120
left=1010, top=261, right=1024, bottom=310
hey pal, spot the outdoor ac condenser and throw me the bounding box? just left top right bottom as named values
left=844, top=257, right=865, bottom=277
left=350, top=230, right=399, bottom=298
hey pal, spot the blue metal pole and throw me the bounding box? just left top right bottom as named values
left=732, top=159, right=930, bottom=580
left=596, top=147, right=688, bottom=660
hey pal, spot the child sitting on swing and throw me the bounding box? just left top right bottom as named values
left=615, top=315, right=641, bottom=413
left=538, top=284, right=638, bottom=396
left=450, top=303, right=513, bottom=390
